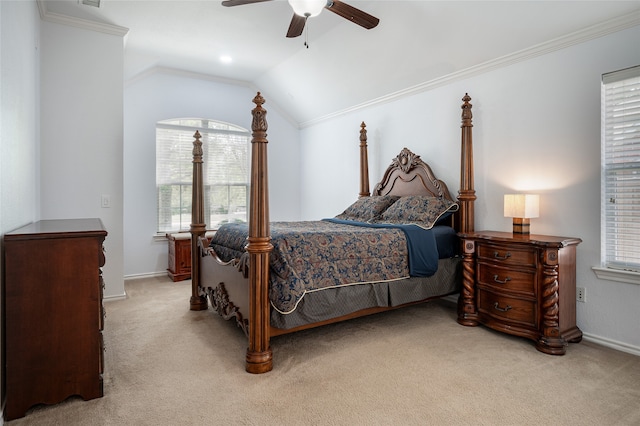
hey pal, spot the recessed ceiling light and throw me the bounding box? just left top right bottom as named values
left=80, top=0, right=101, bottom=7
left=220, top=56, right=233, bottom=64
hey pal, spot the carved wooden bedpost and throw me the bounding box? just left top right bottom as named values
left=190, top=130, right=208, bottom=311
left=458, top=93, right=475, bottom=234
left=359, top=122, right=370, bottom=198
left=245, top=92, right=274, bottom=374
left=457, top=93, right=478, bottom=326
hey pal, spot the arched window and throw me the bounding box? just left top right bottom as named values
left=156, top=118, right=250, bottom=233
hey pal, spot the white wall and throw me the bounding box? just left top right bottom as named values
left=0, top=0, right=41, bottom=417
left=123, top=70, right=301, bottom=277
left=40, top=20, right=125, bottom=299
left=1, top=0, right=39, bottom=234
left=299, top=26, right=640, bottom=354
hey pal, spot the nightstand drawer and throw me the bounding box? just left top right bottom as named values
left=477, top=289, right=536, bottom=328
left=477, top=263, right=536, bottom=296
left=477, top=243, right=536, bottom=268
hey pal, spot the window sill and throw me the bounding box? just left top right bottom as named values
left=153, top=234, right=168, bottom=243
left=592, top=266, right=640, bottom=285
left=153, top=231, right=216, bottom=243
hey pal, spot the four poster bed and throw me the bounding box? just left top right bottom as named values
left=189, top=93, right=476, bottom=373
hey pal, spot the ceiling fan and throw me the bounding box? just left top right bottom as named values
left=221, top=0, right=379, bottom=38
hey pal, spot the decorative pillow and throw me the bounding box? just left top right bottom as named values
left=377, top=195, right=459, bottom=229
left=335, top=195, right=401, bottom=222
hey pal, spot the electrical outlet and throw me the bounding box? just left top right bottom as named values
left=576, top=287, right=586, bottom=303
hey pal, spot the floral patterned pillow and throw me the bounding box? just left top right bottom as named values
left=377, top=195, right=459, bottom=229
left=335, top=195, right=401, bottom=222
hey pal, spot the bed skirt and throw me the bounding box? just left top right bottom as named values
left=270, top=257, right=462, bottom=330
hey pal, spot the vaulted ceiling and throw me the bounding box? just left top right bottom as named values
left=41, top=1, right=640, bottom=126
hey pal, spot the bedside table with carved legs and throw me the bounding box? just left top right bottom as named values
left=457, top=231, right=582, bottom=355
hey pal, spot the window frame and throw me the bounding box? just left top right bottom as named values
left=594, top=65, right=640, bottom=285
left=155, top=118, right=250, bottom=235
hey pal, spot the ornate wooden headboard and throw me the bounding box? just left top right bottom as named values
left=372, top=147, right=456, bottom=202
left=358, top=93, right=475, bottom=234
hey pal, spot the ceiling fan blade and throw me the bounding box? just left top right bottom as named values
left=221, top=0, right=273, bottom=7
left=325, top=0, right=379, bottom=29
left=286, top=14, right=306, bottom=38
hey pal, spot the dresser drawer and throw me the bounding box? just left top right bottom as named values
left=477, top=289, right=536, bottom=328
left=477, top=243, right=536, bottom=268
left=477, top=263, right=536, bottom=296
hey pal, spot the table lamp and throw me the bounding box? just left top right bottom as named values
left=504, top=194, right=539, bottom=234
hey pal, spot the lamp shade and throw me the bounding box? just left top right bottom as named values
left=288, top=0, right=326, bottom=17
left=504, top=194, right=539, bottom=219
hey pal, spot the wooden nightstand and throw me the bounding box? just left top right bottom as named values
left=167, top=232, right=213, bottom=282
left=167, top=233, right=193, bottom=281
left=457, top=231, right=582, bottom=355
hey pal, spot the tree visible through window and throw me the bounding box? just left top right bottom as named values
left=156, top=118, right=250, bottom=233
left=601, top=65, right=640, bottom=272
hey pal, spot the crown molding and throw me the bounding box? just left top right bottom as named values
left=300, top=9, right=640, bottom=128
left=37, top=0, right=129, bottom=37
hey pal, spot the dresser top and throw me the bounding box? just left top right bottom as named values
left=5, top=219, right=107, bottom=240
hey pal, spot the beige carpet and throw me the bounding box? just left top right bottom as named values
left=7, top=276, right=640, bottom=425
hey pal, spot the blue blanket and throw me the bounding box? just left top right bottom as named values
left=322, top=218, right=439, bottom=277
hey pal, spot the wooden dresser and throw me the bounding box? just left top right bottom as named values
left=457, top=231, right=582, bottom=355
left=3, top=219, right=107, bottom=420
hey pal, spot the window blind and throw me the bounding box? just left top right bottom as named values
left=156, top=119, right=250, bottom=233
left=602, top=65, right=640, bottom=272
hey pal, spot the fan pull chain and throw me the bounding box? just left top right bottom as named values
left=304, top=17, right=310, bottom=48
left=304, top=19, right=309, bottom=49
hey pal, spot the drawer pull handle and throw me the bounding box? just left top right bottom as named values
left=493, top=275, right=512, bottom=284
left=494, top=251, right=511, bottom=260
left=493, top=302, right=512, bottom=312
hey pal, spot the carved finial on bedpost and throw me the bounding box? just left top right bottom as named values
left=246, top=92, right=274, bottom=374
left=458, top=93, right=476, bottom=234
left=192, top=130, right=203, bottom=160
left=252, top=92, right=268, bottom=133
left=359, top=122, right=370, bottom=198
left=461, top=93, right=473, bottom=127
left=190, top=130, right=208, bottom=311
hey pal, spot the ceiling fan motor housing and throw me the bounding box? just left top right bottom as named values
left=288, top=0, right=327, bottom=18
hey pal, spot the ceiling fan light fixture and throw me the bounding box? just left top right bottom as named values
left=288, top=0, right=326, bottom=18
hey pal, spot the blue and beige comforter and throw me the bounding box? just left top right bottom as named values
left=210, top=220, right=444, bottom=314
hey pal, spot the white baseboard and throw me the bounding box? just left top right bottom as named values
left=102, top=272, right=173, bottom=303
left=583, top=333, right=640, bottom=357
left=124, top=271, right=169, bottom=281
left=103, top=292, right=127, bottom=302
